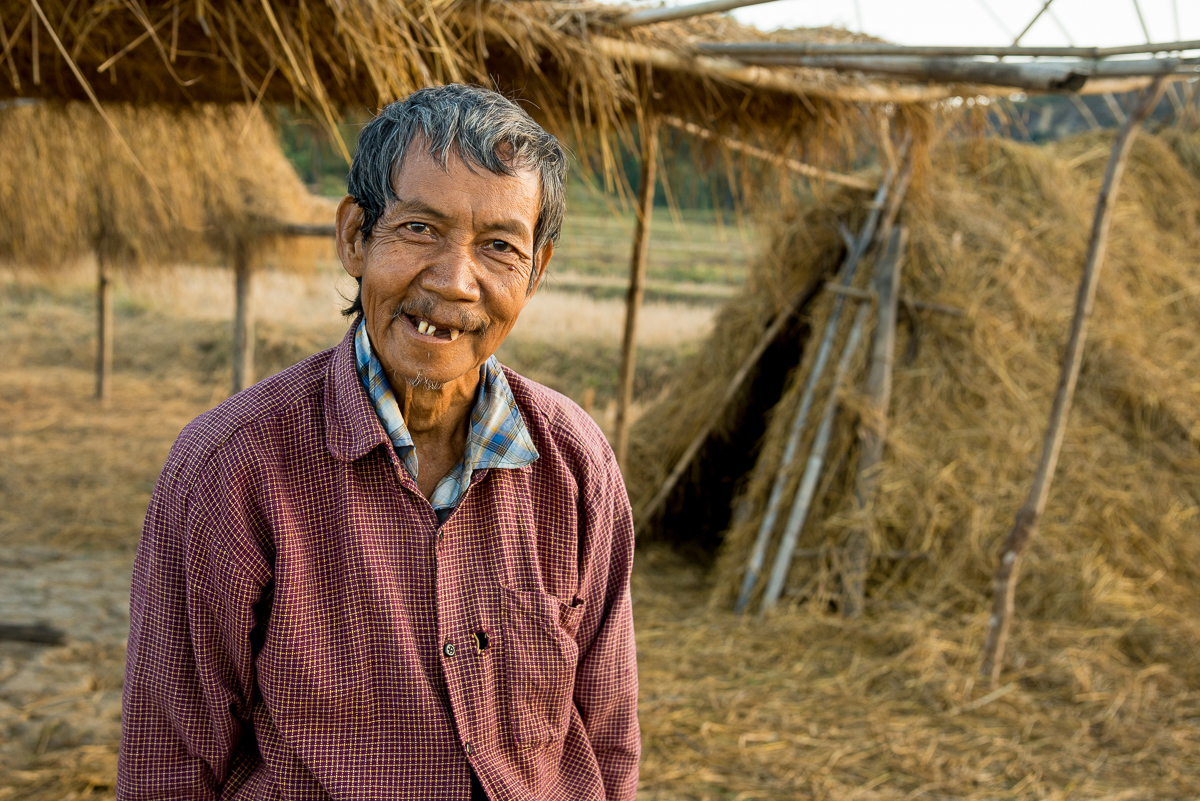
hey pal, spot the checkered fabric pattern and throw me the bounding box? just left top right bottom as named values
left=118, top=325, right=640, bottom=801
left=353, top=320, right=539, bottom=518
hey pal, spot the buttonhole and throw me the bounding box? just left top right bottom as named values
left=473, top=630, right=490, bottom=652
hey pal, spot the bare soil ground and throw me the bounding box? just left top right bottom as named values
left=3, top=262, right=1198, bottom=800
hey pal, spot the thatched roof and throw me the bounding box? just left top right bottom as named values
left=630, top=127, right=1200, bottom=628
left=0, top=0, right=944, bottom=164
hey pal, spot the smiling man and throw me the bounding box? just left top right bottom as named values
left=118, top=85, right=640, bottom=801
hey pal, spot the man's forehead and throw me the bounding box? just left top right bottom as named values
left=387, top=147, right=541, bottom=226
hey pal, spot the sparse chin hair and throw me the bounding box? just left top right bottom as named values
left=407, top=373, right=445, bottom=392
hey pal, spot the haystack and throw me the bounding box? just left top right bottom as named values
left=0, top=101, right=331, bottom=268
left=0, top=101, right=334, bottom=396
left=631, top=128, right=1200, bottom=649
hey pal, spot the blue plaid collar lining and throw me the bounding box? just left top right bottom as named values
left=353, top=320, right=539, bottom=513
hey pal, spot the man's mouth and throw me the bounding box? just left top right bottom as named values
left=405, top=314, right=461, bottom=342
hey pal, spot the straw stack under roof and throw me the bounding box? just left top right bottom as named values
left=631, top=128, right=1200, bottom=653
left=0, top=101, right=333, bottom=269
left=0, top=0, right=941, bottom=173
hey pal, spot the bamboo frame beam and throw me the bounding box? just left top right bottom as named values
left=978, top=76, right=1168, bottom=684
left=661, top=115, right=873, bottom=190
left=614, top=113, right=659, bottom=472
left=694, top=40, right=1200, bottom=60
left=592, top=37, right=960, bottom=104
left=618, top=0, right=782, bottom=28
left=731, top=55, right=1194, bottom=93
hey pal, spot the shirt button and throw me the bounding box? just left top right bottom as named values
left=443, top=642, right=456, bottom=657
left=437, top=530, right=444, bottom=543
left=464, top=742, right=473, bottom=756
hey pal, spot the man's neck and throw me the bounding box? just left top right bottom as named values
left=389, top=365, right=480, bottom=499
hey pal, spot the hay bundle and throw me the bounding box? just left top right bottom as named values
left=0, top=101, right=331, bottom=269
left=635, top=129, right=1200, bottom=645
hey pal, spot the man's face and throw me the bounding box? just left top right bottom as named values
left=336, top=148, right=552, bottom=390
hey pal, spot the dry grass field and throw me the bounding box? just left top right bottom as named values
left=3, top=199, right=1199, bottom=800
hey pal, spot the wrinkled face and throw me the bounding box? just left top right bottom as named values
left=337, top=148, right=551, bottom=390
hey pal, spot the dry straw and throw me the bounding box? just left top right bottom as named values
left=0, top=101, right=333, bottom=269
left=634, top=128, right=1200, bottom=650
left=0, top=0, right=939, bottom=186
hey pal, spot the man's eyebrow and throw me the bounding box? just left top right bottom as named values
left=482, top=218, right=533, bottom=240
left=386, top=199, right=452, bottom=222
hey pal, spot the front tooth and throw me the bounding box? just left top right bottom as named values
left=417, top=320, right=429, bottom=334
left=427, top=324, right=438, bottom=336
left=450, top=329, right=460, bottom=341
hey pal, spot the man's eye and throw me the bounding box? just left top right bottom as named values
left=490, top=240, right=512, bottom=253
left=404, top=222, right=429, bottom=234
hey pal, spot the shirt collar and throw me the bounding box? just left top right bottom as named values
left=353, top=319, right=538, bottom=488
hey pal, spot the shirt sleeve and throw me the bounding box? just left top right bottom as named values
left=572, top=451, right=640, bottom=801
left=118, top=435, right=272, bottom=801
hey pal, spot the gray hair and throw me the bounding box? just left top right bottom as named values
left=343, top=84, right=568, bottom=315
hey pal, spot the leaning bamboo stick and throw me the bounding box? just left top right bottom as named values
left=637, top=297, right=799, bottom=534
left=733, top=166, right=896, bottom=615
left=978, top=76, right=1167, bottom=683
left=758, top=294, right=874, bottom=614
left=661, top=115, right=873, bottom=191
left=614, top=113, right=658, bottom=472
left=842, top=226, right=909, bottom=618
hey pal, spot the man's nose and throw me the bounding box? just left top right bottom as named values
left=419, top=242, right=481, bottom=303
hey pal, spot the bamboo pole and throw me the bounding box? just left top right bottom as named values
left=733, top=167, right=896, bottom=615
left=979, top=76, right=1167, bottom=684
left=842, top=226, right=909, bottom=618
left=758, top=297, right=873, bottom=614
left=636, top=297, right=798, bottom=533
left=94, top=255, right=113, bottom=402
left=660, top=115, right=874, bottom=191
left=614, top=114, right=658, bottom=472
left=732, top=55, right=1192, bottom=93
left=694, top=40, right=1200, bottom=60
left=231, top=241, right=255, bottom=394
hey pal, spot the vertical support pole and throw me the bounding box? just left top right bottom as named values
left=95, top=255, right=113, bottom=402
left=614, top=113, right=658, bottom=471
left=232, top=241, right=255, bottom=394
left=979, top=77, right=1166, bottom=684
left=842, top=226, right=909, bottom=618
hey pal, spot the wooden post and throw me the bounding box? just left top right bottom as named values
left=979, top=77, right=1166, bottom=683
left=94, top=255, right=113, bottom=402
left=232, top=241, right=255, bottom=394
left=614, top=113, right=658, bottom=472
left=842, top=226, right=909, bottom=618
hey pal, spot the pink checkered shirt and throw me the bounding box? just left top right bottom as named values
left=118, top=324, right=640, bottom=800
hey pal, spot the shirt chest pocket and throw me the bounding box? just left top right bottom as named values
left=500, top=585, right=585, bottom=748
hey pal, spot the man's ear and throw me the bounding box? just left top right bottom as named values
left=528, top=240, right=554, bottom=296
left=336, top=196, right=366, bottom=279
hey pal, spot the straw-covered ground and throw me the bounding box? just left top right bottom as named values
left=4, top=130, right=1200, bottom=798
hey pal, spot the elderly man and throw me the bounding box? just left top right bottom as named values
left=118, top=85, right=639, bottom=801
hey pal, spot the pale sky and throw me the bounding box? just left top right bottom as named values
left=710, top=0, right=1200, bottom=48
